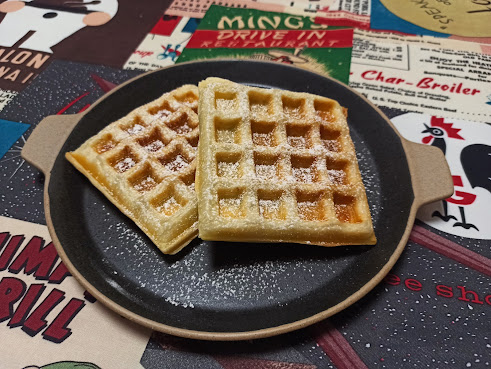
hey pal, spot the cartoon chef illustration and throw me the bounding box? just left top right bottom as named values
left=0, top=0, right=118, bottom=53
left=23, top=361, right=101, bottom=369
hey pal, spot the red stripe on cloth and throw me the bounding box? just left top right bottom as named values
left=313, top=11, right=370, bottom=29
left=78, top=103, right=91, bottom=113
left=186, top=29, right=353, bottom=49
left=150, top=16, right=182, bottom=37
left=155, top=333, right=317, bottom=368
left=312, top=320, right=369, bottom=369
left=56, top=91, right=90, bottom=115
left=214, top=356, right=316, bottom=369
left=410, top=225, right=491, bottom=276
left=91, top=74, right=118, bottom=93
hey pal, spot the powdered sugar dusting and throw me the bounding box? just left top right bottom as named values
left=144, top=140, right=164, bottom=152
left=352, top=134, right=381, bottom=223
left=252, top=132, right=274, bottom=146
left=218, top=161, right=239, bottom=178
left=255, top=164, right=277, bottom=179
left=288, top=136, right=307, bottom=149
left=115, top=157, right=135, bottom=172
left=164, top=153, right=189, bottom=172
left=80, top=103, right=383, bottom=315
left=127, top=124, right=145, bottom=135
left=328, top=169, right=346, bottom=185
left=292, top=166, right=314, bottom=183
left=157, top=196, right=181, bottom=216
left=259, top=199, right=282, bottom=220
left=96, top=210, right=351, bottom=310
left=133, top=175, right=157, bottom=192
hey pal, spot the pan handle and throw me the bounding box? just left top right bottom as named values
left=403, top=139, right=454, bottom=208
left=22, top=114, right=82, bottom=175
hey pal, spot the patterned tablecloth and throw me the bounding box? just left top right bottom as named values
left=0, top=1, right=490, bottom=368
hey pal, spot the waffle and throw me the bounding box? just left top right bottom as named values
left=196, top=78, right=376, bottom=246
left=66, top=85, right=200, bottom=254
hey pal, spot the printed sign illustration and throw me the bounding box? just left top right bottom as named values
left=0, top=0, right=163, bottom=92
left=0, top=0, right=118, bottom=53
left=0, top=89, right=17, bottom=111
left=370, top=0, right=491, bottom=44
left=350, top=29, right=491, bottom=123
left=0, top=216, right=150, bottom=369
left=379, top=0, right=491, bottom=37
left=176, top=6, right=353, bottom=84
left=166, top=0, right=371, bottom=29
left=124, top=14, right=200, bottom=72
left=0, top=0, right=116, bottom=91
left=391, top=113, right=491, bottom=240
left=22, top=361, right=101, bottom=369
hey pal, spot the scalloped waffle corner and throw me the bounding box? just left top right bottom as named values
left=66, top=85, right=199, bottom=254
left=196, top=78, right=376, bottom=246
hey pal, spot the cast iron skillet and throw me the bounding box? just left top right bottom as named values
left=22, top=61, right=453, bottom=340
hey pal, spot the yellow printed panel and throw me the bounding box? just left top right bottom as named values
left=381, top=0, right=491, bottom=37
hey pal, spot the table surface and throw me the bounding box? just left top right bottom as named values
left=0, top=1, right=490, bottom=369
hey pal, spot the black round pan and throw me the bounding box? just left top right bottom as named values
left=22, top=61, right=453, bottom=340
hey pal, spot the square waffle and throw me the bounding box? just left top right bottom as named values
left=66, top=85, right=200, bottom=254
left=196, top=78, right=376, bottom=246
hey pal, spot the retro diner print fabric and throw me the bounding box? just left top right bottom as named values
left=176, top=6, right=354, bottom=84
left=0, top=217, right=152, bottom=369
left=0, top=58, right=490, bottom=368
left=0, top=0, right=165, bottom=100
left=0, top=1, right=490, bottom=367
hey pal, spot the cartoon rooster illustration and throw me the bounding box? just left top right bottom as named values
left=421, top=117, right=491, bottom=231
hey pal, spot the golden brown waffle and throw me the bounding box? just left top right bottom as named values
left=66, top=85, right=200, bottom=254
left=196, top=78, right=376, bottom=246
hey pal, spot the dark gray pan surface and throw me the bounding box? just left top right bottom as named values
left=49, top=61, right=413, bottom=332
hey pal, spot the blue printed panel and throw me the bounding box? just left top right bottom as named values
left=371, top=0, right=450, bottom=38
left=182, top=18, right=200, bottom=34
left=0, top=119, right=30, bottom=159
